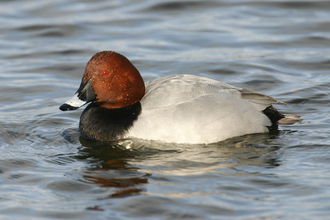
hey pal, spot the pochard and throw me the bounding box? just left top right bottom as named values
left=60, top=51, right=302, bottom=144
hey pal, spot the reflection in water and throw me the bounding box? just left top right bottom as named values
left=124, top=133, right=282, bottom=177
left=75, top=137, right=150, bottom=198
left=74, top=132, right=282, bottom=200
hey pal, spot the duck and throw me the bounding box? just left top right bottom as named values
left=59, top=51, right=302, bottom=144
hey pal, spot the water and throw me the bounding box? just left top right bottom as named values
left=1, top=0, right=330, bottom=219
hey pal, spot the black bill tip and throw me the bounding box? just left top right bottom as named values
left=59, top=103, right=79, bottom=111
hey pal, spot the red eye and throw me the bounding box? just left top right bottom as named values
left=103, top=71, right=109, bottom=76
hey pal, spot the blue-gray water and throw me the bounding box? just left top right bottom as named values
left=1, top=0, right=330, bottom=219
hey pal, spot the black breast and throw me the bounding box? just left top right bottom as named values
left=79, top=102, right=141, bottom=142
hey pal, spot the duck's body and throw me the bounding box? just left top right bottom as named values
left=129, top=74, right=280, bottom=144
left=60, top=51, right=301, bottom=144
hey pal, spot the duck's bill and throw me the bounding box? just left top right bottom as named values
left=59, top=93, right=88, bottom=111
left=59, top=78, right=96, bottom=111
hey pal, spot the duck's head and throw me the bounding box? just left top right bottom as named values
left=60, top=51, right=145, bottom=111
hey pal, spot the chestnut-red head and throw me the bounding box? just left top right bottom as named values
left=60, top=51, right=146, bottom=111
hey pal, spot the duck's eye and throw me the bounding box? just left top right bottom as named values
left=103, top=71, right=109, bottom=76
